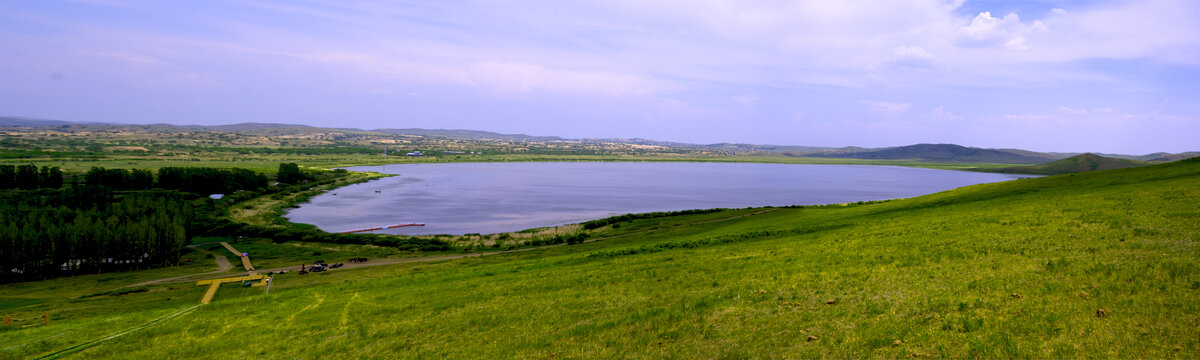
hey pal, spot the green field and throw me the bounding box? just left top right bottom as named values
left=2, top=157, right=1196, bottom=358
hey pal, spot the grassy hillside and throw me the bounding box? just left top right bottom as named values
left=3, top=159, right=1199, bottom=358
left=999, top=153, right=1149, bottom=175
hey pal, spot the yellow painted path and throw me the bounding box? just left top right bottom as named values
left=219, top=241, right=254, bottom=271
left=195, top=243, right=264, bottom=303
left=196, top=274, right=267, bottom=304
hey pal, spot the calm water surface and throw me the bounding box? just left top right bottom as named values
left=285, top=162, right=1028, bottom=235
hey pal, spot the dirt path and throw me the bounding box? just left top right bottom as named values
left=126, top=247, right=233, bottom=287
left=205, top=248, right=234, bottom=273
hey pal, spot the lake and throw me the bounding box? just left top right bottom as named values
left=285, top=162, right=1029, bottom=235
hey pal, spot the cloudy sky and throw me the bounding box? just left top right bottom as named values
left=1, top=1, right=1197, bottom=153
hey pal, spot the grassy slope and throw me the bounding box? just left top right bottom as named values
left=998, top=153, right=1149, bottom=175
left=3, top=159, right=1199, bottom=358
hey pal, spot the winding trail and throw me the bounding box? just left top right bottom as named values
left=206, top=248, right=234, bottom=273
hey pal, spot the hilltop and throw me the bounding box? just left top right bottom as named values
left=808, top=143, right=1058, bottom=164
left=998, top=153, right=1150, bottom=175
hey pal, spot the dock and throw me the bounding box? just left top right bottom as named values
left=338, top=223, right=425, bottom=234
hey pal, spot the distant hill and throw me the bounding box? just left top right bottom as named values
left=807, top=143, right=1056, bottom=164
left=997, top=153, right=1149, bottom=175
left=372, top=128, right=563, bottom=142
left=192, top=123, right=309, bottom=131
left=1146, top=152, right=1200, bottom=162
left=0, top=116, right=87, bottom=127
left=4, top=116, right=1196, bottom=163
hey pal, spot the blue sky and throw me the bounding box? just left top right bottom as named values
left=1, top=0, right=1197, bottom=154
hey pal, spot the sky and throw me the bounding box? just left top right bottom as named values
left=1, top=1, right=1197, bottom=154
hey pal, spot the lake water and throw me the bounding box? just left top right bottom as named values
left=285, top=162, right=1028, bottom=235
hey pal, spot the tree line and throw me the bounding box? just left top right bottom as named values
left=0, top=164, right=63, bottom=190
left=86, top=166, right=268, bottom=194
left=0, top=163, right=452, bottom=282
left=0, top=187, right=193, bottom=282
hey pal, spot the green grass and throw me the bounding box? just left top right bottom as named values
left=2, top=159, right=1198, bottom=358
left=202, top=238, right=411, bottom=271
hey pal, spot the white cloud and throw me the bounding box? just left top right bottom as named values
left=876, top=46, right=939, bottom=70
left=731, top=94, right=757, bottom=108
left=1055, top=106, right=1090, bottom=115
left=954, top=12, right=1045, bottom=50
left=931, top=106, right=961, bottom=121
left=861, top=101, right=912, bottom=118
left=466, top=61, right=669, bottom=97
left=1020, top=2, right=1200, bottom=64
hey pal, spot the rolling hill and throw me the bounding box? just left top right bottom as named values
left=371, top=128, right=564, bottom=142
left=808, top=143, right=1059, bottom=164
left=998, top=153, right=1150, bottom=175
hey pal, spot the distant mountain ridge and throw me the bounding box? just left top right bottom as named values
left=190, top=123, right=314, bottom=131
left=3, top=116, right=1197, bottom=163
left=372, top=128, right=563, bottom=142
left=0, top=116, right=107, bottom=127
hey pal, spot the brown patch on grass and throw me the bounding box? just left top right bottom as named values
left=108, top=146, right=149, bottom=151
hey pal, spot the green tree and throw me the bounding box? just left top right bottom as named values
left=0, top=165, right=14, bottom=189
left=277, top=162, right=306, bottom=184
left=39, top=166, right=64, bottom=189
left=15, top=164, right=38, bottom=189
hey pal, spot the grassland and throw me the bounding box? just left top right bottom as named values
left=2, top=156, right=1196, bottom=358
